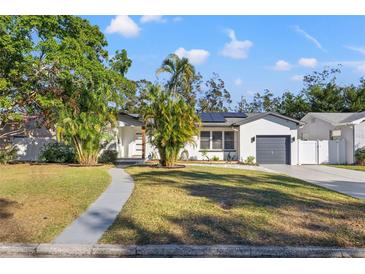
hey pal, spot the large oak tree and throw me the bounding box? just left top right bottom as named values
left=0, top=16, right=134, bottom=164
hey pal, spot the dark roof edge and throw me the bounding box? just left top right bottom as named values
left=233, top=112, right=304, bottom=126
left=201, top=124, right=240, bottom=127
left=119, top=112, right=142, bottom=121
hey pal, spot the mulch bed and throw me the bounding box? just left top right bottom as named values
left=148, top=164, right=186, bottom=169
left=68, top=164, right=104, bottom=167
left=26, top=162, right=104, bottom=167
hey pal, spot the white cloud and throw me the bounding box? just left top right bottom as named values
left=345, top=46, right=365, bottom=55
left=220, top=29, right=253, bottom=59
left=291, top=74, right=303, bottom=81
left=140, top=15, right=166, bottom=24
left=234, top=78, right=243, bottom=86
left=357, top=63, right=365, bottom=74
left=105, top=16, right=140, bottom=38
left=173, top=17, right=183, bottom=22
left=298, top=57, right=318, bottom=68
left=174, top=47, right=210, bottom=65
left=292, top=25, right=326, bottom=52
left=274, top=60, right=291, bottom=71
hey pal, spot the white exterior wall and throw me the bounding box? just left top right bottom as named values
left=145, top=139, right=156, bottom=159
left=355, top=122, right=365, bottom=151
left=239, top=115, right=299, bottom=165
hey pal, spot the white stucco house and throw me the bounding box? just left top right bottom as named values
left=116, top=112, right=303, bottom=165
left=9, top=111, right=365, bottom=165
left=299, top=112, right=365, bottom=164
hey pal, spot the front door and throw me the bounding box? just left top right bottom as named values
left=132, top=132, right=143, bottom=158
left=118, top=127, right=143, bottom=158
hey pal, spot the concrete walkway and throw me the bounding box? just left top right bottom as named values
left=263, top=165, right=365, bottom=200
left=53, top=167, right=134, bottom=244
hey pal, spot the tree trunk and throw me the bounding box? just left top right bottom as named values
left=72, top=137, right=99, bottom=165
left=142, top=127, right=146, bottom=160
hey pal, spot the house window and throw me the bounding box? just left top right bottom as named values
left=212, top=131, right=223, bottom=149
left=224, top=131, right=234, bottom=149
left=200, top=131, right=210, bottom=149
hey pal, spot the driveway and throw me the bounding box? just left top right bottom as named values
left=263, top=165, right=365, bottom=200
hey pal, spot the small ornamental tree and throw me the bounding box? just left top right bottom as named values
left=142, top=85, right=200, bottom=167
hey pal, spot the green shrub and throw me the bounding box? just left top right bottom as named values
left=227, top=152, right=235, bottom=161
left=179, top=149, right=189, bottom=161
left=355, top=147, right=365, bottom=165
left=212, top=156, right=219, bottom=161
left=39, top=142, right=75, bottom=163
left=201, top=150, right=209, bottom=161
left=242, top=156, right=256, bottom=165
left=98, top=150, right=117, bottom=163
left=0, top=145, right=18, bottom=164
left=148, top=151, right=158, bottom=160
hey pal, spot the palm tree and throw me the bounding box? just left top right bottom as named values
left=156, top=53, right=196, bottom=99
left=142, top=85, right=200, bottom=167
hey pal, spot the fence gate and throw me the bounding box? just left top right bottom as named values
left=298, top=140, right=317, bottom=164
left=299, top=139, right=346, bottom=165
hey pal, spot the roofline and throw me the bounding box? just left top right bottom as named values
left=201, top=124, right=240, bottom=127
left=233, top=112, right=304, bottom=126
left=118, top=111, right=303, bottom=126
left=301, top=112, right=365, bottom=126
left=119, top=111, right=142, bottom=121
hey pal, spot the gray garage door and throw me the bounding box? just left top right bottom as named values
left=256, top=135, right=291, bottom=164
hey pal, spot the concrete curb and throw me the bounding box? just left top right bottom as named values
left=1, top=244, right=364, bottom=257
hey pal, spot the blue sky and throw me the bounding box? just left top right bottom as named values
left=84, top=16, right=365, bottom=104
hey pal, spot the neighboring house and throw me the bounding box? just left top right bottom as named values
left=0, top=116, right=54, bottom=161
left=299, top=112, right=365, bottom=164
left=117, top=112, right=302, bottom=165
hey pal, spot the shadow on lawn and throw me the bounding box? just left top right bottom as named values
left=113, top=168, right=365, bottom=247
left=112, top=211, right=365, bottom=247
left=132, top=169, right=365, bottom=210
left=0, top=198, right=18, bottom=219
left=0, top=198, right=28, bottom=242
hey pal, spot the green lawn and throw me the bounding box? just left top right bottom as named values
left=327, top=165, right=365, bottom=172
left=101, top=165, right=365, bottom=247
left=0, top=164, right=111, bottom=243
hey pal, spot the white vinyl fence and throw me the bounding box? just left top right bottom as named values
left=13, top=137, right=55, bottom=161
left=298, top=139, right=346, bottom=165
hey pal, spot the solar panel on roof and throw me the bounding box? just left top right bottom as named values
left=210, top=113, right=225, bottom=122
left=199, top=112, right=246, bottom=122
left=200, top=113, right=212, bottom=122
left=199, top=113, right=224, bottom=122
left=222, top=112, right=247, bottom=118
